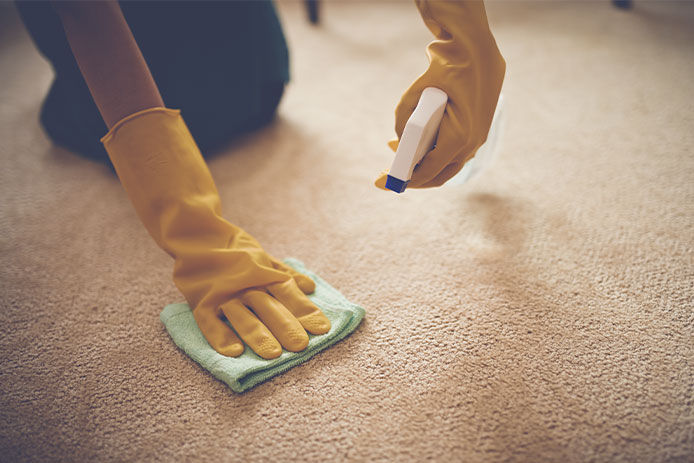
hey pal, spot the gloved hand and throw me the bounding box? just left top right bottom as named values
left=375, top=0, right=505, bottom=189
left=102, top=108, right=331, bottom=359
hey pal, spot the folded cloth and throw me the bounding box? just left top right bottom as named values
left=160, top=258, right=365, bottom=393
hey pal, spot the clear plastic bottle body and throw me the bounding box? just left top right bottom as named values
left=447, top=94, right=505, bottom=186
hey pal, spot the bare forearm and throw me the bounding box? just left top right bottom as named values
left=52, top=0, right=164, bottom=128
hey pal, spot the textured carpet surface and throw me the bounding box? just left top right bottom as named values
left=1, top=1, right=692, bottom=461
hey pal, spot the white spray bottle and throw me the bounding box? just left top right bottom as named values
left=385, top=87, right=504, bottom=193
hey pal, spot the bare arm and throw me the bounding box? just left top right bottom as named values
left=51, top=0, right=164, bottom=129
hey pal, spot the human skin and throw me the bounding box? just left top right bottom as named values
left=49, top=0, right=329, bottom=359
left=51, top=0, right=164, bottom=129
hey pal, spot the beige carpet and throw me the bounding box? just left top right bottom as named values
left=1, top=1, right=693, bottom=461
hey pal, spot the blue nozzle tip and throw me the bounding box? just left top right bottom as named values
left=385, top=175, right=409, bottom=193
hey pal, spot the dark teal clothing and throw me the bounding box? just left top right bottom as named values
left=15, top=1, right=289, bottom=163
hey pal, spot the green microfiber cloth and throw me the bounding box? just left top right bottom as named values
left=160, top=258, right=365, bottom=393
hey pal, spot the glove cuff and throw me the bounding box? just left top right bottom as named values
left=101, top=107, right=227, bottom=253
left=101, top=106, right=181, bottom=145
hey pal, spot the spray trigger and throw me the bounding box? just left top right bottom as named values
left=385, top=87, right=448, bottom=193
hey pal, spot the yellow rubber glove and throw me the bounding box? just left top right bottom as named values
left=375, top=0, right=506, bottom=189
left=101, top=108, right=331, bottom=359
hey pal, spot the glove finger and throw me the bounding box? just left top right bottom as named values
left=374, top=139, right=401, bottom=191
left=388, top=138, right=399, bottom=152
left=270, top=258, right=316, bottom=294
left=220, top=299, right=283, bottom=359
left=194, top=307, right=245, bottom=357
left=416, top=162, right=464, bottom=188
left=374, top=171, right=389, bottom=190
left=408, top=118, right=464, bottom=188
left=241, top=290, right=309, bottom=353
left=394, top=82, right=426, bottom=138
left=268, top=280, right=331, bottom=335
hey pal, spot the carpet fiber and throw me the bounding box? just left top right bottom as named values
left=1, top=1, right=692, bottom=461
